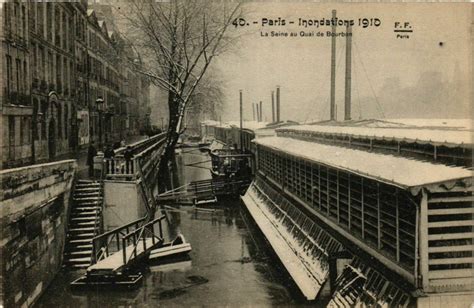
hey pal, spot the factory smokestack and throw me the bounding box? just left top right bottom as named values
left=255, top=103, right=260, bottom=122
left=259, top=101, right=263, bottom=122
left=276, top=86, right=281, bottom=123
left=330, top=9, right=337, bottom=121
left=271, top=91, right=275, bottom=123
left=344, top=25, right=352, bottom=121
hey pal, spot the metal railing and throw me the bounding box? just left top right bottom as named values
left=90, top=215, right=166, bottom=268
left=121, top=215, right=166, bottom=265
left=103, top=133, right=167, bottom=181
left=91, top=217, right=147, bottom=265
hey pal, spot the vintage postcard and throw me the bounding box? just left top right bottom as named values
left=0, top=1, right=472, bottom=307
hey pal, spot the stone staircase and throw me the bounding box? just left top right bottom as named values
left=63, top=180, right=103, bottom=269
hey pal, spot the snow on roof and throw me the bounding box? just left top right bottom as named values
left=228, top=121, right=269, bottom=130
left=255, top=137, right=472, bottom=190
left=201, top=120, right=220, bottom=126
left=386, top=118, right=472, bottom=130
left=279, top=124, right=472, bottom=147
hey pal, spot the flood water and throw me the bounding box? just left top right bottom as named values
left=36, top=149, right=304, bottom=307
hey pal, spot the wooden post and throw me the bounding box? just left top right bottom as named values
left=159, top=221, right=163, bottom=238
left=122, top=238, right=127, bottom=264
left=361, top=177, right=365, bottom=239
left=419, top=189, right=429, bottom=290
left=336, top=170, right=340, bottom=223
left=396, top=189, right=400, bottom=262
left=326, top=169, right=330, bottom=216
left=377, top=183, right=381, bottom=250
left=318, top=164, right=321, bottom=210
left=348, top=174, right=351, bottom=231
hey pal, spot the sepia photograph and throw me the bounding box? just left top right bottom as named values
left=0, top=0, right=473, bottom=307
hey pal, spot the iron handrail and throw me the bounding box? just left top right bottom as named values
left=91, top=217, right=147, bottom=264
left=121, top=215, right=166, bottom=264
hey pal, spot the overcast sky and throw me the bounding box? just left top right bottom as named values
left=213, top=3, right=472, bottom=123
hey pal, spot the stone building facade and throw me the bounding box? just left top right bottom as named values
left=0, top=1, right=152, bottom=170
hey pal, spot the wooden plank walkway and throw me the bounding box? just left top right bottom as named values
left=87, top=238, right=157, bottom=272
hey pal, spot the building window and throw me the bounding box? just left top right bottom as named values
left=64, top=104, right=68, bottom=138
left=56, top=54, right=62, bottom=92
left=9, top=116, right=15, bottom=149
left=29, top=1, right=35, bottom=33
left=57, top=104, right=62, bottom=139
left=47, top=3, right=52, bottom=42
left=33, top=99, right=39, bottom=140
left=13, top=3, right=18, bottom=39
left=16, top=58, right=21, bottom=93
left=63, top=13, right=67, bottom=50
left=37, top=3, right=44, bottom=38
left=31, top=43, right=37, bottom=79
left=4, top=3, right=10, bottom=35
left=25, top=117, right=31, bottom=144
left=48, top=52, right=53, bottom=85
left=41, top=101, right=47, bottom=139
left=21, top=4, right=26, bottom=40
left=55, top=7, right=61, bottom=46
left=39, top=47, right=45, bottom=82
left=20, top=117, right=25, bottom=145
left=23, top=60, right=27, bottom=96
left=6, top=55, right=12, bottom=95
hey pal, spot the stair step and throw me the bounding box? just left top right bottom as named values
left=71, top=212, right=97, bottom=218
left=74, top=193, right=101, bottom=198
left=66, top=256, right=92, bottom=263
left=75, top=244, right=93, bottom=249
left=75, top=184, right=100, bottom=188
left=65, top=250, right=92, bottom=256
left=68, top=232, right=95, bottom=238
left=71, top=217, right=98, bottom=221
left=73, top=197, right=103, bottom=201
left=71, top=221, right=96, bottom=227
left=76, top=181, right=100, bottom=186
left=69, top=239, right=93, bottom=244
left=65, top=245, right=94, bottom=252
left=75, top=187, right=101, bottom=192
left=74, top=206, right=101, bottom=211
left=74, top=202, right=101, bottom=207
left=69, top=227, right=96, bottom=232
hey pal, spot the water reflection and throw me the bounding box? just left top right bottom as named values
left=36, top=150, right=301, bottom=307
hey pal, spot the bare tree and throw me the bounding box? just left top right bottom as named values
left=123, top=0, right=241, bottom=164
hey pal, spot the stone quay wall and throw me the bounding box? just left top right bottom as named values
left=0, top=160, right=76, bottom=307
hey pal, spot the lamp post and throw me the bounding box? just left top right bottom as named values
left=96, top=97, right=104, bottom=147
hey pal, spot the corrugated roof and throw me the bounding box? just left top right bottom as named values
left=278, top=124, right=472, bottom=147
left=255, top=137, right=472, bottom=190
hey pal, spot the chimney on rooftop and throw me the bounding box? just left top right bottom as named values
left=344, top=24, right=352, bottom=121
left=271, top=91, right=275, bottom=123
left=276, top=86, right=281, bottom=123
left=330, top=9, right=337, bottom=121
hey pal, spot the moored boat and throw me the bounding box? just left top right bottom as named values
left=149, top=234, right=192, bottom=261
